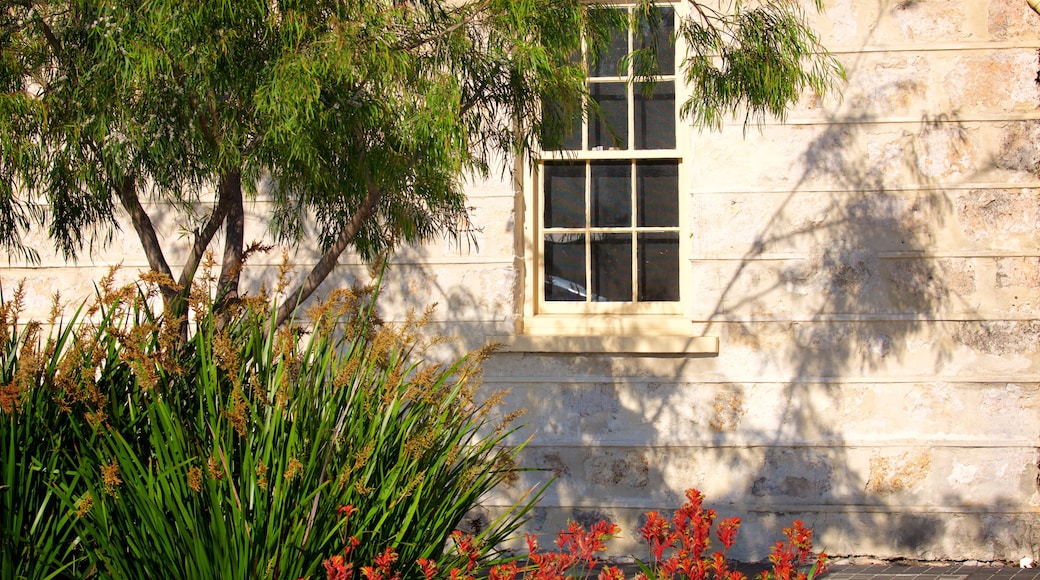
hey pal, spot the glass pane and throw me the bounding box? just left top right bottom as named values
left=544, top=162, right=585, bottom=228
left=591, top=233, right=633, bottom=302
left=545, top=234, right=587, bottom=302
left=635, top=81, right=674, bottom=150
left=590, top=82, right=628, bottom=150
left=637, top=161, right=678, bottom=227
left=589, top=9, right=628, bottom=77
left=638, top=7, right=675, bottom=75
left=591, top=162, right=631, bottom=227
left=638, top=233, right=679, bottom=301
left=541, top=100, right=583, bottom=151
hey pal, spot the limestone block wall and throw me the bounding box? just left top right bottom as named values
left=481, top=0, right=1040, bottom=563
left=3, top=0, right=1039, bottom=565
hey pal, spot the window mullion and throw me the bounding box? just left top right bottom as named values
left=584, top=161, right=592, bottom=304
left=627, top=6, right=635, bottom=153
left=630, top=160, right=638, bottom=303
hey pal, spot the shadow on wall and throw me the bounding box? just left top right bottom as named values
left=477, top=0, right=1040, bottom=564
left=257, top=0, right=1040, bottom=563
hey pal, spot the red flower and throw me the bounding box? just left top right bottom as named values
left=639, top=511, right=671, bottom=562
left=716, top=517, right=741, bottom=551
left=598, top=566, right=626, bottom=580
left=374, top=547, right=398, bottom=571
left=416, top=558, right=438, bottom=580
left=451, top=531, right=481, bottom=572
left=556, top=520, right=620, bottom=569
left=324, top=555, right=352, bottom=580
left=489, top=561, right=519, bottom=580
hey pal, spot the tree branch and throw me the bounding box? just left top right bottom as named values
left=177, top=186, right=231, bottom=289
left=116, top=177, right=177, bottom=305
left=26, top=1, right=63, bottom=58
left=274, top=185, right=382, bottom=327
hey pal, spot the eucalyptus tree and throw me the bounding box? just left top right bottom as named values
left=0, top=0, right=841, bottom=326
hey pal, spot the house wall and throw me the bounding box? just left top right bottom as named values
left=3, top=0, right=1039, bottom=564
left=480, top=0, right=1040, bottom=563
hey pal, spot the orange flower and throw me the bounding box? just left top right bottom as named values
left=323, top=555, right=351, bottom=580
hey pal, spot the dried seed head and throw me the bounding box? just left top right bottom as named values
left=256, top=461, right=268, bottom=490
left=275, top=248, right=293, bottom=296
left=222, top=388, right=249, bottom=438
left=75, top=492, right=93, bottom=518
left=354, top=481, right=373, bottom=496
left=207, top=455, right=224, bottom=480
left=188, top=466, right=203, bottom=492
left=101, top=460, right=122, bottom=497
left=284, top=457, right=304, bottom=482
left=0, top=384, right=18, bottom=414
left=47, top=291, right=64, bottom=326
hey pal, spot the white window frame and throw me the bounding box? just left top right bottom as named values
left=517, top=1, right=704, bottom=341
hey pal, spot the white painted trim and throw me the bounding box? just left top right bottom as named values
left=490, top=334, right=718, bottom=355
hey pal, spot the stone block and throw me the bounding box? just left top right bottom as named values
left=944, top=51, right=1040, bottom=113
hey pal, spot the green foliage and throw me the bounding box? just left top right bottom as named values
left=0, top=270, right=536, bottom=579
left=0, top=0, right=619, bottom=321
left=0, top=287, right=88, bottom=579
left=0, top=0, right=842, bottom=323
left=680, top=0, right=843, bottom=130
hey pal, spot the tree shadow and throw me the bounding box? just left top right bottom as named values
left=221, top=0, right=1040, bottom=563
left=474, top=1, right=1040, bottom=562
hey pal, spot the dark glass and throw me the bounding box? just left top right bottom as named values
left=591, top=162, right=631, bottom=227
left=591, top=233, right=633, bottom=302
left=638, top=232, right=680, bottom=301
left=562, top=109, right=583, bottom=151
left=544, top=162, right=585, bottom=228
left=637, top=161, right=679, bottom=227
left=590, top=82, right=628, bottom=150
left=638, top=7, right=676, bottom=75
left=635, top=81, right=675, bottom=150
left=541, top=100, right=583, bottom=151
left=589, top=9, right=628, bottom=77
left=545, top=234, right=587, bottom=302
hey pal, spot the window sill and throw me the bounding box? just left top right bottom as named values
left=490, top=334, right=719, bottom=356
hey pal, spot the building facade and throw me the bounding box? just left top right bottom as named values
left=5, top=0, right=1040, bottom=563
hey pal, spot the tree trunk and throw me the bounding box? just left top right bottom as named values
left=116, top=177, right=178, bottom=308
left=274, top=186, right=382, bottom=327
left=215, top=170, right=244, bottom=310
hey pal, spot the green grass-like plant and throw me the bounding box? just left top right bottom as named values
left=1, top=286, right=88, bottom=579
left=0, top=267, right=538, bottom=579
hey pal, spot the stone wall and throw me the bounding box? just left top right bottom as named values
left=3, top=0, right=1039, bottom=564
left=481, top=0, right=1040, bottom=563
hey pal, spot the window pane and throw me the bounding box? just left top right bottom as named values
left=541, top=100, right=583, bottom=151
left=638, top=233, right=679, bottom=301
left=591, top=161, right=631, bottom=227
left=637, top=161, right=678, bottom=227
left=591, top=233, right=632, bottom=302
left=590, top=82, right=628, bottom=150
left=544, top=162, right=585, bottom=228
left=545, top=234, right=587, bottom=302
left=638, top=7, right=675, bottom=75
left=589, top=9, right=628, bottom=77
left=635, top=81, right=674, bottom=150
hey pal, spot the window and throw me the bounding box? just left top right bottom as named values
left=522, top=2, right=693, bottom=336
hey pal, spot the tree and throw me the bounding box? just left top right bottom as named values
left=0, top=0, right=841, bottom=326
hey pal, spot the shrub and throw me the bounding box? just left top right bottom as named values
left=317, top=488, right=827, bottom=580
left=1, top=285, right=89, bottom=578
left=0, top=268, right=537, bottom=578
